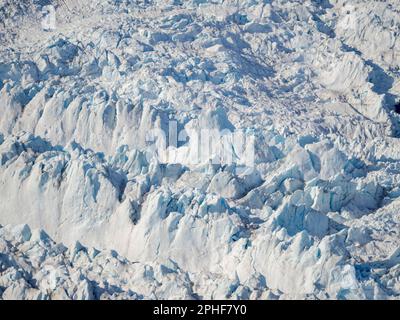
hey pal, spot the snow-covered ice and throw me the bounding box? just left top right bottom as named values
left=0, top=0, right=400, bottom=300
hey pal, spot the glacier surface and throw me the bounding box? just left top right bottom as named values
left=0, top=0, right=400, bottom=299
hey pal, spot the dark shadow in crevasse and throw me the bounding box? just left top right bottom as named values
left=395, top=102, right=400, bottom=114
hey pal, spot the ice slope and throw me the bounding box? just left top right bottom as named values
left=0, top=224, right=197, bottom=300
left=0, top=0, right=400, bottom=299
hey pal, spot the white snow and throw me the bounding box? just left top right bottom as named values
left=0, top=0, right=400, bottom=300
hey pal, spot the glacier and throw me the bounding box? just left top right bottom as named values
left=0, top=0, right=400, bottom=300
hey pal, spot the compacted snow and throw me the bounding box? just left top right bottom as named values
left=0, top=0, right=400, bottom=299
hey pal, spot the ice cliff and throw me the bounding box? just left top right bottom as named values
left=0, top=0, right=400, bottom=299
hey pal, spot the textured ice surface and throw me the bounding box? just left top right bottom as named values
left=0, top=0, right=400, bottom=299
